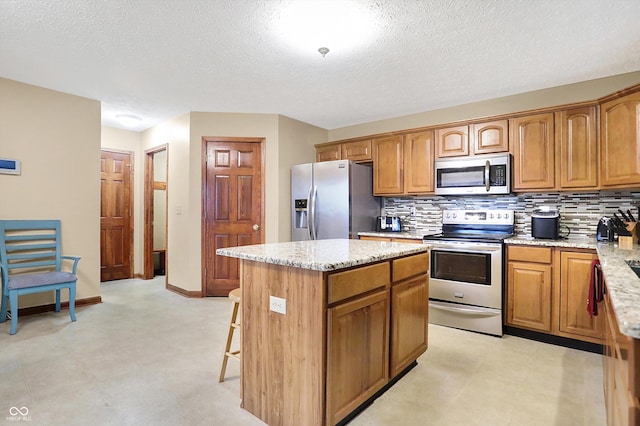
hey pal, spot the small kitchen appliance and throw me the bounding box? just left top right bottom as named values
left=434, top=153, right=511, bottom=195
left=596, top=217, right=615, bottom=242
left=375, top=216, right=402, bottom=232
left=531, top=208, right=560, bottom=239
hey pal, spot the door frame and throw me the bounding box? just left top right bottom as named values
left=144, top=144, right=169, bottom=281
left=201, top=136, right=266, bottom=296
left=100, top=148, right=134, bottom=281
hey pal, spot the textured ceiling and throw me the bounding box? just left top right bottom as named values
left=1, top=0, right=640, bottom=132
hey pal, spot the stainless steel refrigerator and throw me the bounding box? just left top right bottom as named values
left=291, top=160, right=380, bottom=241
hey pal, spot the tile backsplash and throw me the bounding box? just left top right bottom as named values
left=383, top=190, right=640, bottom=238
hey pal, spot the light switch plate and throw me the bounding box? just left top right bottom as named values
left=269, top=296, right=286, bottom=315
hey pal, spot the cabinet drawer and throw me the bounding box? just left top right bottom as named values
left=392, top=252, right=429, bottom=282
left=328, top=262, right=390, bottom=304
left=508, top=246, right=552, bottom=263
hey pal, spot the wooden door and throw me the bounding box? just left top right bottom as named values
left=506, top=261, right=552, bottom=332
left=100, top=150, right=133, bottom=281
left=510, top=113, right=556, bottom=190
left=316, top=144, right=342, bottom=162
left=435, top=125, right=469, bottom=158
left=203, top=138, right=263, bottom=297
left=342, top=139, right=372, bottom=161
left=404, top=130, right=434, bottom=194
left=326, top=290, right=389, bottom=426
left=471, top=119, right=509, bottom=155
left=558, top=251, right=603, bottom=341
left=556, top=106, right=598, bottom=189
left=390, top=275, right=428, bottom=378
left=373, top=135, right=404, bottom=195
left=600, top=90, right=640, bottom=187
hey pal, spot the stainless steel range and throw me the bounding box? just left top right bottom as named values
left=423, top=209, right=514, bottom=336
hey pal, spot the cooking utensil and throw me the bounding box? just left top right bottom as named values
left=618, top=209, right=630, bottom=222
left=613, top=213, right=625, bottom=226
left=628, top=209, right=636, bottom=222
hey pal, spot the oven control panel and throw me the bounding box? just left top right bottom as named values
left=442, top=209, right=514, bottom=225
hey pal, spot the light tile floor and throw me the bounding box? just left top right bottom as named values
left=0, top=277, right=606, bottom=425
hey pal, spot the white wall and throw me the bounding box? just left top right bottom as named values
left=0, top=77, right=101, bottom=306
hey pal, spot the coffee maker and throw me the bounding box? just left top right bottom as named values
left=596, top=217, right=614, bottom=241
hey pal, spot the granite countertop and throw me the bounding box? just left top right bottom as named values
left=358, top=230, right=425, bottom=240
left=216, top=239, right=429, bottom=272
left=504, top=235, right=597, bottom=249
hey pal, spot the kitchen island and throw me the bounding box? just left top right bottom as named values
left=217, top=239, right=430, bottom=426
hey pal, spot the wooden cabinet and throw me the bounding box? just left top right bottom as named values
left=326, top=290, right=389, bottom=426
left=316, top=139, right=372, bottom=162
left=600, top=90, right=640, bottom=188
left=510, top=113, right=556, bottom=191
left=373, top=135, right=404, bottom=195
left=316, top=143, right=342, bottom=162
left=558, top=251, right=603, bottom=341
left=342, top=139, right=372, bottom=162
left=435, top=125, right=469, bottom=158
left=404, top=130, right=434, bottom=193
left=506, top=245, right=603, bottom=344
left=471, top=119, right=509, bottom=155
left=603, top=282, right=640, bottom=426
left=507, top=246, right=553, bottom=332
left=556, top=106, right=598, bottom=189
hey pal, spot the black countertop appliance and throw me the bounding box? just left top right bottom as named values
left=531, top=208, right=560, bottom=239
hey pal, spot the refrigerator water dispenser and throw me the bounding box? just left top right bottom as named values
left=294, top=199, right=308, bottom=229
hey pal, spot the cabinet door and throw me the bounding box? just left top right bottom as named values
left=471, top=119, right=509, bottom=155
left=326, top=290, right=389, bottom=426
left=558, top=251, right=603, bottom=341
left=316, top=144, right=342, bottom=162
left=435, top=125, right=469, bottom=158
left=510, top=113, right=556, bottom=190
left=390, top=275, right=428, bottom=378
left=600, top=91, right=640, bottom=187
left=342, top=139, right=372, bottom=162
left=404, top=130, right=434, bottom=194
left=556, top=107, right=598, bottom=189
left=507, top=261, right=552, bottom=332
left=373, top=135, right=404, bottom=195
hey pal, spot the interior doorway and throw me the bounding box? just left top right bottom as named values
left=100, top=149, right=134, bottom=281
left=202, top=137, right=265, bottom=296
left=144, top=145, right=168, bottom=282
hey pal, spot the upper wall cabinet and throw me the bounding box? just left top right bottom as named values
left=510, top=113, right=556, bottom=191
left=555, top=106, right=598, bottom=189
left=316, top=139, right=372, bottom=163
left=435, top=125, right=469, bottom=158
left=404, top=130, right=434, bottom=194
left=471, top=119, right=509, bottom=155
left=436, top=120, right=508, bottom=158
left=373, top=135, right=404, bottom=195
left=600, top=90, right=640, bottom=188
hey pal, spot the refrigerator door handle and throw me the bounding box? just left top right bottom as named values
left=310, top=185, right=318, bottom=240
left=306, top=185, right=314, bottom=240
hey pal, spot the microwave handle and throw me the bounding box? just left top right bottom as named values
left=485, top=160, right=490, bottom=192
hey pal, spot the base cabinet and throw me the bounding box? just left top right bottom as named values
left=505, top=245, right=603, bottom=344
left=603, top=282, right=640, bottom=426
left=326, top=290, right=389, bottom=426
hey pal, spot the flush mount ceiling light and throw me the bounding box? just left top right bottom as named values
left=272, top=0, right=378, bottom=57
left=116, top=114, right=142, bottom=128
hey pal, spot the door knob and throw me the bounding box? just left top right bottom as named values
left=253, top=224, right=260, bottom=231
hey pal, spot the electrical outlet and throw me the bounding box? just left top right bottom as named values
left=269, top=296, right=286, bottom=315
left=410, top=206, right=416, bottom=216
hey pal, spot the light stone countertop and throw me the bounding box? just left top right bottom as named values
left=505, top=235, right=597, bottom=250
left=358, top=230, right=426, bottom=240
left=216, top=239, right=429, bottom=272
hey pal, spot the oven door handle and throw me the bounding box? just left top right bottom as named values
left=428, top=244, right=502, bottom=252
left=429, top=300, right=501, bottom=316
left=485, top=160, right=491, bottom=192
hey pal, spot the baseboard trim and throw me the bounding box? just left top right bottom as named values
left=166, top=283, right=203, bottom=298
left=504, top=326, right=603, bottom=354
left=16, top=296, right=102, bottom=317
left=133, top=273, right=145, bottom=279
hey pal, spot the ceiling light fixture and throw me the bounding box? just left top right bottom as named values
left=116, top=114, right=142, bottom=128
left=273, top=1, right=377, bottom=57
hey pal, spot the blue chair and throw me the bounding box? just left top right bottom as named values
left=0, top=220, right=80, bottom=335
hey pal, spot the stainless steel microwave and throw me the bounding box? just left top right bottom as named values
left=434, top=153, right=511, bottom=195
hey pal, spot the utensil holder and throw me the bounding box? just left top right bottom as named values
left=626, top=222, right=637, bottom=240
left=619, top=236, right=634, bottom=249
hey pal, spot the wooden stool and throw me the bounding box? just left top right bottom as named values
left=219, top=288, right=241, bottom=382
